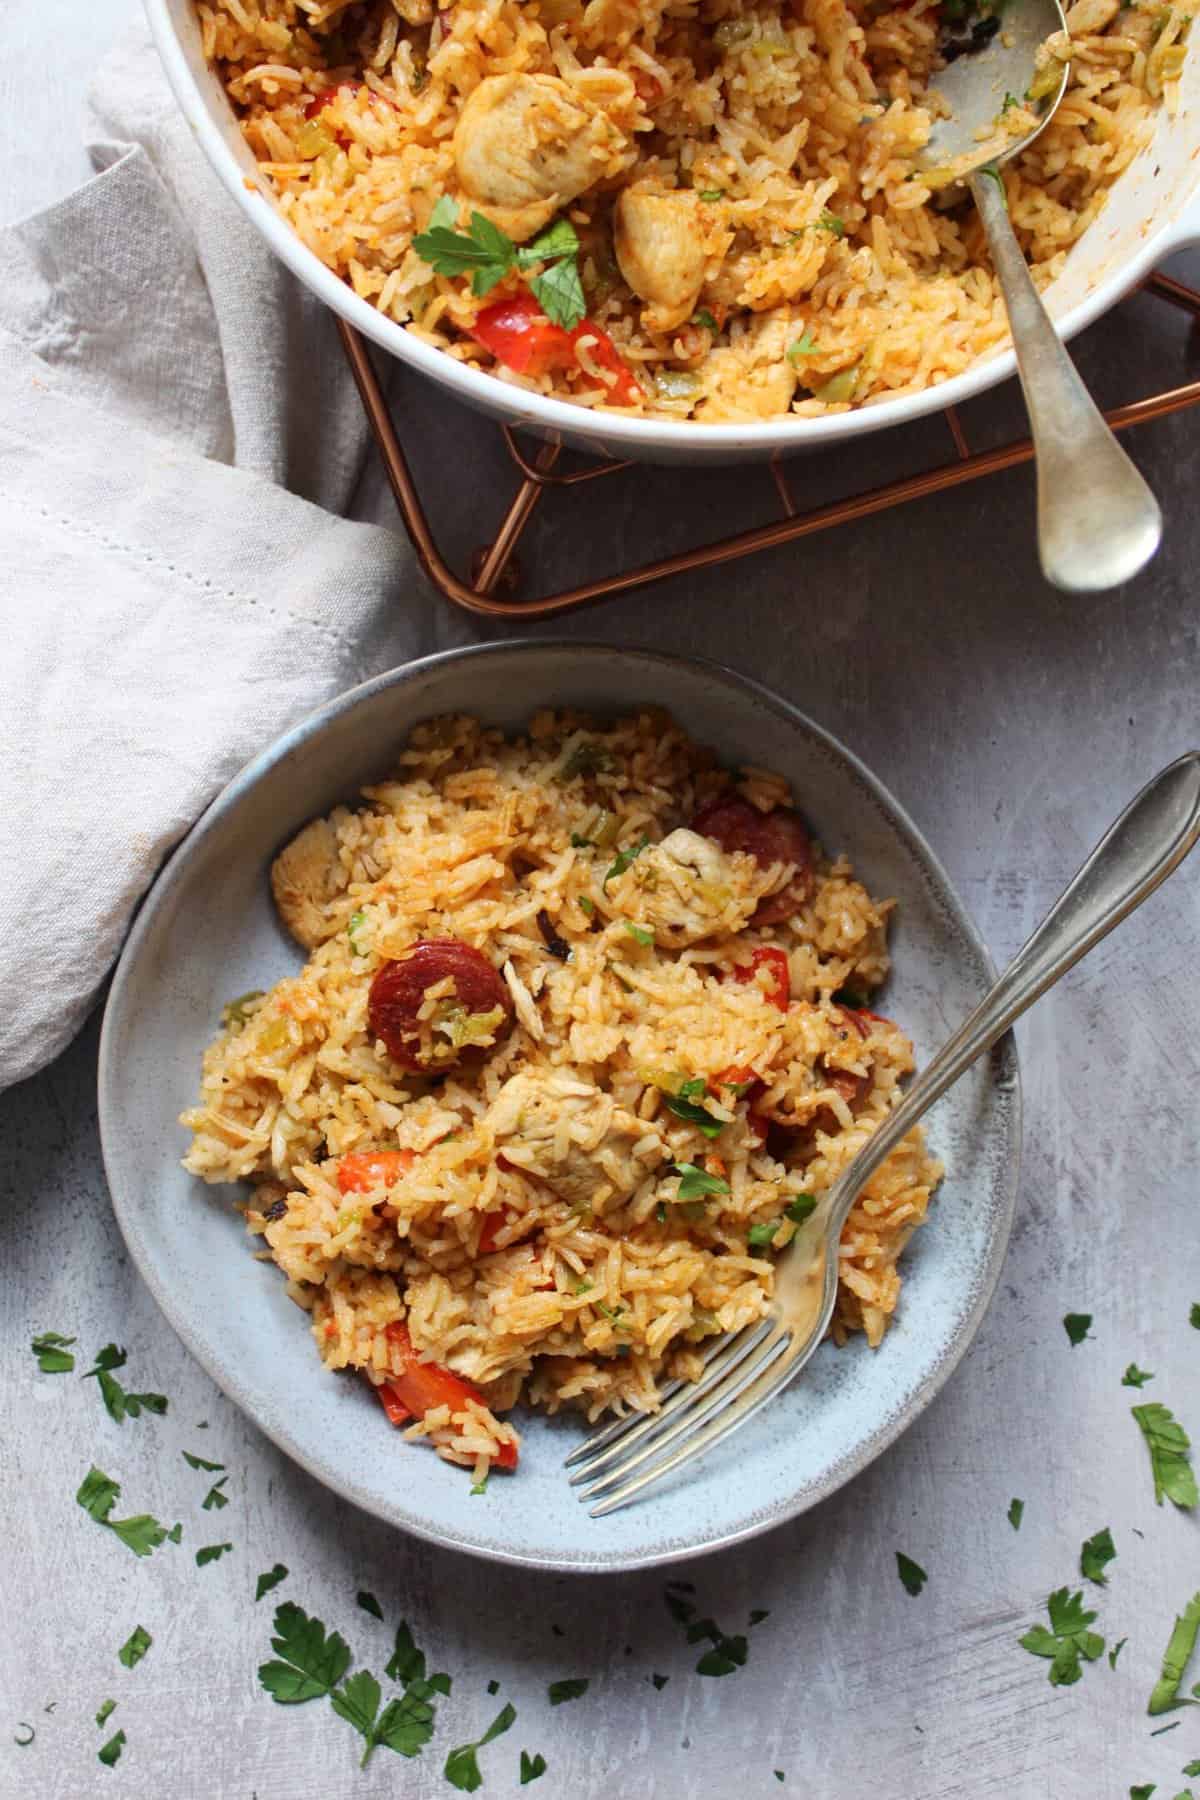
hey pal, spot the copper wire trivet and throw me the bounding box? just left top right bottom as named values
left=338, top=270, right=1200, bottom=619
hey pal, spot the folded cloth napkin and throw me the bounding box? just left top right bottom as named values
left=0, top=25, right=449, bottom=1091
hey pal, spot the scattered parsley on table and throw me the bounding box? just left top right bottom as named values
left=255, top=1564, right=288, bottom=1602
left=118, top=1626, right=152, bottom=1669
left=1148, top=1592, right=1200, bottom=1714
left=1008, top=1497, right=1025, bottom=1530
left=98, top=1729, right=126, bottom=1767
left=1124, top=1365, right=1156, bottom=1388
left=95, top=1699, right=116, bottom=1729
left=1063, top=1313, right=1093, bottom=1346
left=444, top=1701, right=516, bottom=1792
left=1019, top=1588, right=1105, bottom=1686
left=896, top=1553, right=927, bottom=1597
left=196, top=1543, right=233, bottom=1566
left=520, top=1749, right=548, bottom=1784
left=357, top=1591, right=384, bottom=1620
left=1132, top=1403, right=1199, bottom=1508
left=30, top=1330, right=76, bottom=1373
left=83, top=1344, right=168, bottom=1424
left=548, top=1679, right=589, bottom=1705
left=75, top=1467, right=176, bottom=1559
left=1081, top=1527, right=1117, bottom=1585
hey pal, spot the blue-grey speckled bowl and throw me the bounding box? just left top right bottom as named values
left=98, top=643, right=1020, bottom=1572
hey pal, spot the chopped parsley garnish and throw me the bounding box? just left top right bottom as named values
left=1001, top=90, right=1018, bottom=110
left=747, top=1220, right=781, bottom=1248
left=487, top=1680, right=499, bottom=1695
left=470, top=1473, right=489, bottom=1496
left=698, top=188, right=725, bottom=201
left=672, top=1162, right=731, bottom=1200
left=413, top=200, right=587, bottom=328
left=579, top=895, right=595, bottom=915
left=1130, top=1786, right=1156, bottom=1798
left=98, top=1730, right=126, bottom=1767
left=223, top=990, right=264, bottom=1028
left=1019, top=1588, right=1105, bottom=1686
left=651, top=1672, right=670, bottom=1690
left=558, top=741, right=615, bottom=781
left=896, top=1553, right=927, bottom=1597
left=95, top=1699, right=116, bottom=1729
left=696, top=1634, right=747, bottom=1677
left=347, top=910, right=368, bottom=955
left=1008, top=1497, right=1024, bottom=1530
left=816, top=209, right=845, bottom=236
left=1149, top=1593, right=1200, bottom=1714
left=256, top=1564, right=289, bottom=1602
left=1109, top=1637, right=1128, bottom=1669
left=785, top=1193, right=817, bottom=1223
left=604, top=834, right=650, bottom=887
left=1063, top=1312, right=1093, bottom=1346
left=117, top=1626, right=152, bottom=1669
left=357, top=1591, right=384, bottom=1620
left=83, top=1345, right=167, bottom=1425
left=1081, top=1527, right=1116, bottom=1585
left=31, top=1330, right=76, bottom=1373
left=548, top=1679, right=589, bottom=1705
left=385, top=1620, right=451, bottom=1699
left=1124, top=1364, right=1155, bottom=1388
left=259, top=1602, right=351, bottom=1704
left=196, top=1543, right=232, bottom=1566
left=1186, top=1763, right=1200, bottom=1778
left=663, top=1077, right=725, bottom=1138
left=75, top=1467, right=174, bottom=1559
left=1191, top=1303, right=1200, bottom=1329
left=183, top=1451, right=224, bottom=1471
left=624, top=921, right=654, bottom=946
left=595, top=1302, right=630, bottom=1331
left=331, top=1669, right=436, bottom=1766
left=749, top=1608, right=770, bottom=1626
left=786, top=330, right=818, bottom=363
left=692, top=308, right=719, bottom=331
left=831, top=987, right=867, bottom=1008
left=521, top=1750, right=548, bottom=1783
left=444, top=1701, right=516, bottom=1791
left=199, top=1476, right=227, bottom=1510
left=1132, top=1403, right=1199, bottom=1508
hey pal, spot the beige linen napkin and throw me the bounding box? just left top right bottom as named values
left=0, top=26, right=441, bottom=1091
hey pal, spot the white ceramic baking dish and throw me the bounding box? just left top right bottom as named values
left=149, top=0, right=1200, bottom=464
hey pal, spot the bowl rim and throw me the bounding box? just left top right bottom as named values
left=98, top=639, right=1022, bottom=1571
left=146, top=0, right=1196, bottom=457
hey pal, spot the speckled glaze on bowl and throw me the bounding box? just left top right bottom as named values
left=98, top=643, right=1020, bottom=1573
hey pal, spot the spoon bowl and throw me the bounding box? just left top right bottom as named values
left=921, top=0, right=1070, bottom=176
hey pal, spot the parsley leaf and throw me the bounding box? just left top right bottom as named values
left=117, top=1626, right=152, bottom=1669
left=330, top=1668, right=435, bottom=1766
left=98, top=1730, right=126, bottom=1767
left=357, top=1591, right=384, bottom=1620
left=1149, top=1593, right=1200, bottom=1714
left=747, top=1220, right=781, bottom=1247
left=1020, top=1588, right=1105, bottom=1686
left=1081, top=1527, right=1116, bottom=1585
left=202, top=1477, right=229, bottom=1511
left=817, top=209, right=845, bottom=236
left=259, top=1602, right=352, bottom=1704
left=672, top=1162, right=731, bottom=1200
left=413, top=206, right=516, bottom=296
left=95, top=1699, right=116, bottom=1729
left=692, top=307, right=719, bottom=331
left=896, top=1553, right=927, bottom=1597
left=347, top=909, right=368, bottom=955
left=182, top=1451, right=224, bottom=1472
left=663, top=1080, right=724, bottom=1138
left=1133, top=1403, right=1199, bottom=1508
left=31, top=1330, right=76, bottom=1373
left=196, top=1542, right=232, bottom=1566
left=1064, top=1312, right=1093, bottom=1346
left=81, top=1345, right=167, bottom=1424
left=1191, top=1304, right=1200, bottom=1329
left=75, top=1468, right=172, bottom=1558
left=548, top=1679, right=588, bottom=1705
left=1008, top=1497, right=1024, bottom=1530
left=521, top=1750, right=548, bottom=1783
left=1186, top=1764, right=1200, bottom=1778
left=1124, top=1364, right=1155, bottom=1388
left=624, top=921, right=655, bottom=946
left=1109, top=1637, right=1128, bottom=1669
left=784, top=1193, right=817, bottom=1223
left=696, top=1635, right=747, bottom=1677
left=604, top=835, right=650, bottom=886
left=256, top=1564, right=289, bottom=1602
left=1129, top=1787, right=1156, bottom=1799
left=517, top=217, right=580, bottom=266
left=651, top=1672, right=669, bottom=1689
left=444, top=1701, right=517, bottom=1792
left=385, top=1620, right=451, bottom=1700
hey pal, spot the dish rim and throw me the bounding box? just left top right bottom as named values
left=98, top=640, right=1022, bottom=1572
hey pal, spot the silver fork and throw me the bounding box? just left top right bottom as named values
left=568, top=753, right=1200, bottom=1516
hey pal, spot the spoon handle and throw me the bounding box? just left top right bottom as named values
left=970, top=167, right=1162, bottom=593
left=823, top=753, right=1200, bottom=1229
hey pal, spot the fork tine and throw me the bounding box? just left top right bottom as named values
left=562, top=1327, right=739, bottom=1471
left=574, top=1326, right=789, bottom=1500
left=566, top=1322, right=774, bottom=1485
left=589, top=1339, right=801, bottom=1516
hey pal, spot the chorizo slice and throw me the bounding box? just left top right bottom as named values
left=367, top=939, right=514, bottom=1072
left=692, top=795, right=814, bottom=922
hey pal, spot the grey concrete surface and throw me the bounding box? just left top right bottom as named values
left=3, top=5, right=1200, bottom=1797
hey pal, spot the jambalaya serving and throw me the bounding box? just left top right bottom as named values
left=182, top=710, right=942, bottom=1479
left=197, top=0, right=1188, bottom=419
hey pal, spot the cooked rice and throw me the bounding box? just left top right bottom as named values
left=195, top=0, right=1187, bottom=420
left=182, top=709, right=942, bottom=1473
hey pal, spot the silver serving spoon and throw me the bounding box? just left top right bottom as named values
left=919, top=0, right=1161, bottom=591
left=569, top=751, right=1200, bottom=1513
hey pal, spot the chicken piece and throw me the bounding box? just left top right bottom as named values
left=453, top=73, right=627, bottom=243
left=604, top=828, right=769, bottom=947
left=487, top=1071, right=664, bottom=1210
left=270, top=811, right=350, bottom=950
left=1064, top=0, right=1121, bottom=30
left=613, top=190, right=707, bottom=333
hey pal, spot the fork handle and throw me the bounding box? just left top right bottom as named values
left=822, top=752, right=1200, bottom=1236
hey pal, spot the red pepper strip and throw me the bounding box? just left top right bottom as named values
left=472, top=292, right=642, bottom=407
left=477, top=1206, right=514, bottom=1255
left=709, top=1065, right=772, bottom=1144
left=730, top=946, right=791, bottom=1010
left=383, top=1322, right=518, bottom=1468
left=303, top=82, right=363, bottom=120
left=337, top=1148, right=416, bottom=1194
left=375, top=1384, right=413, bottom=1427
